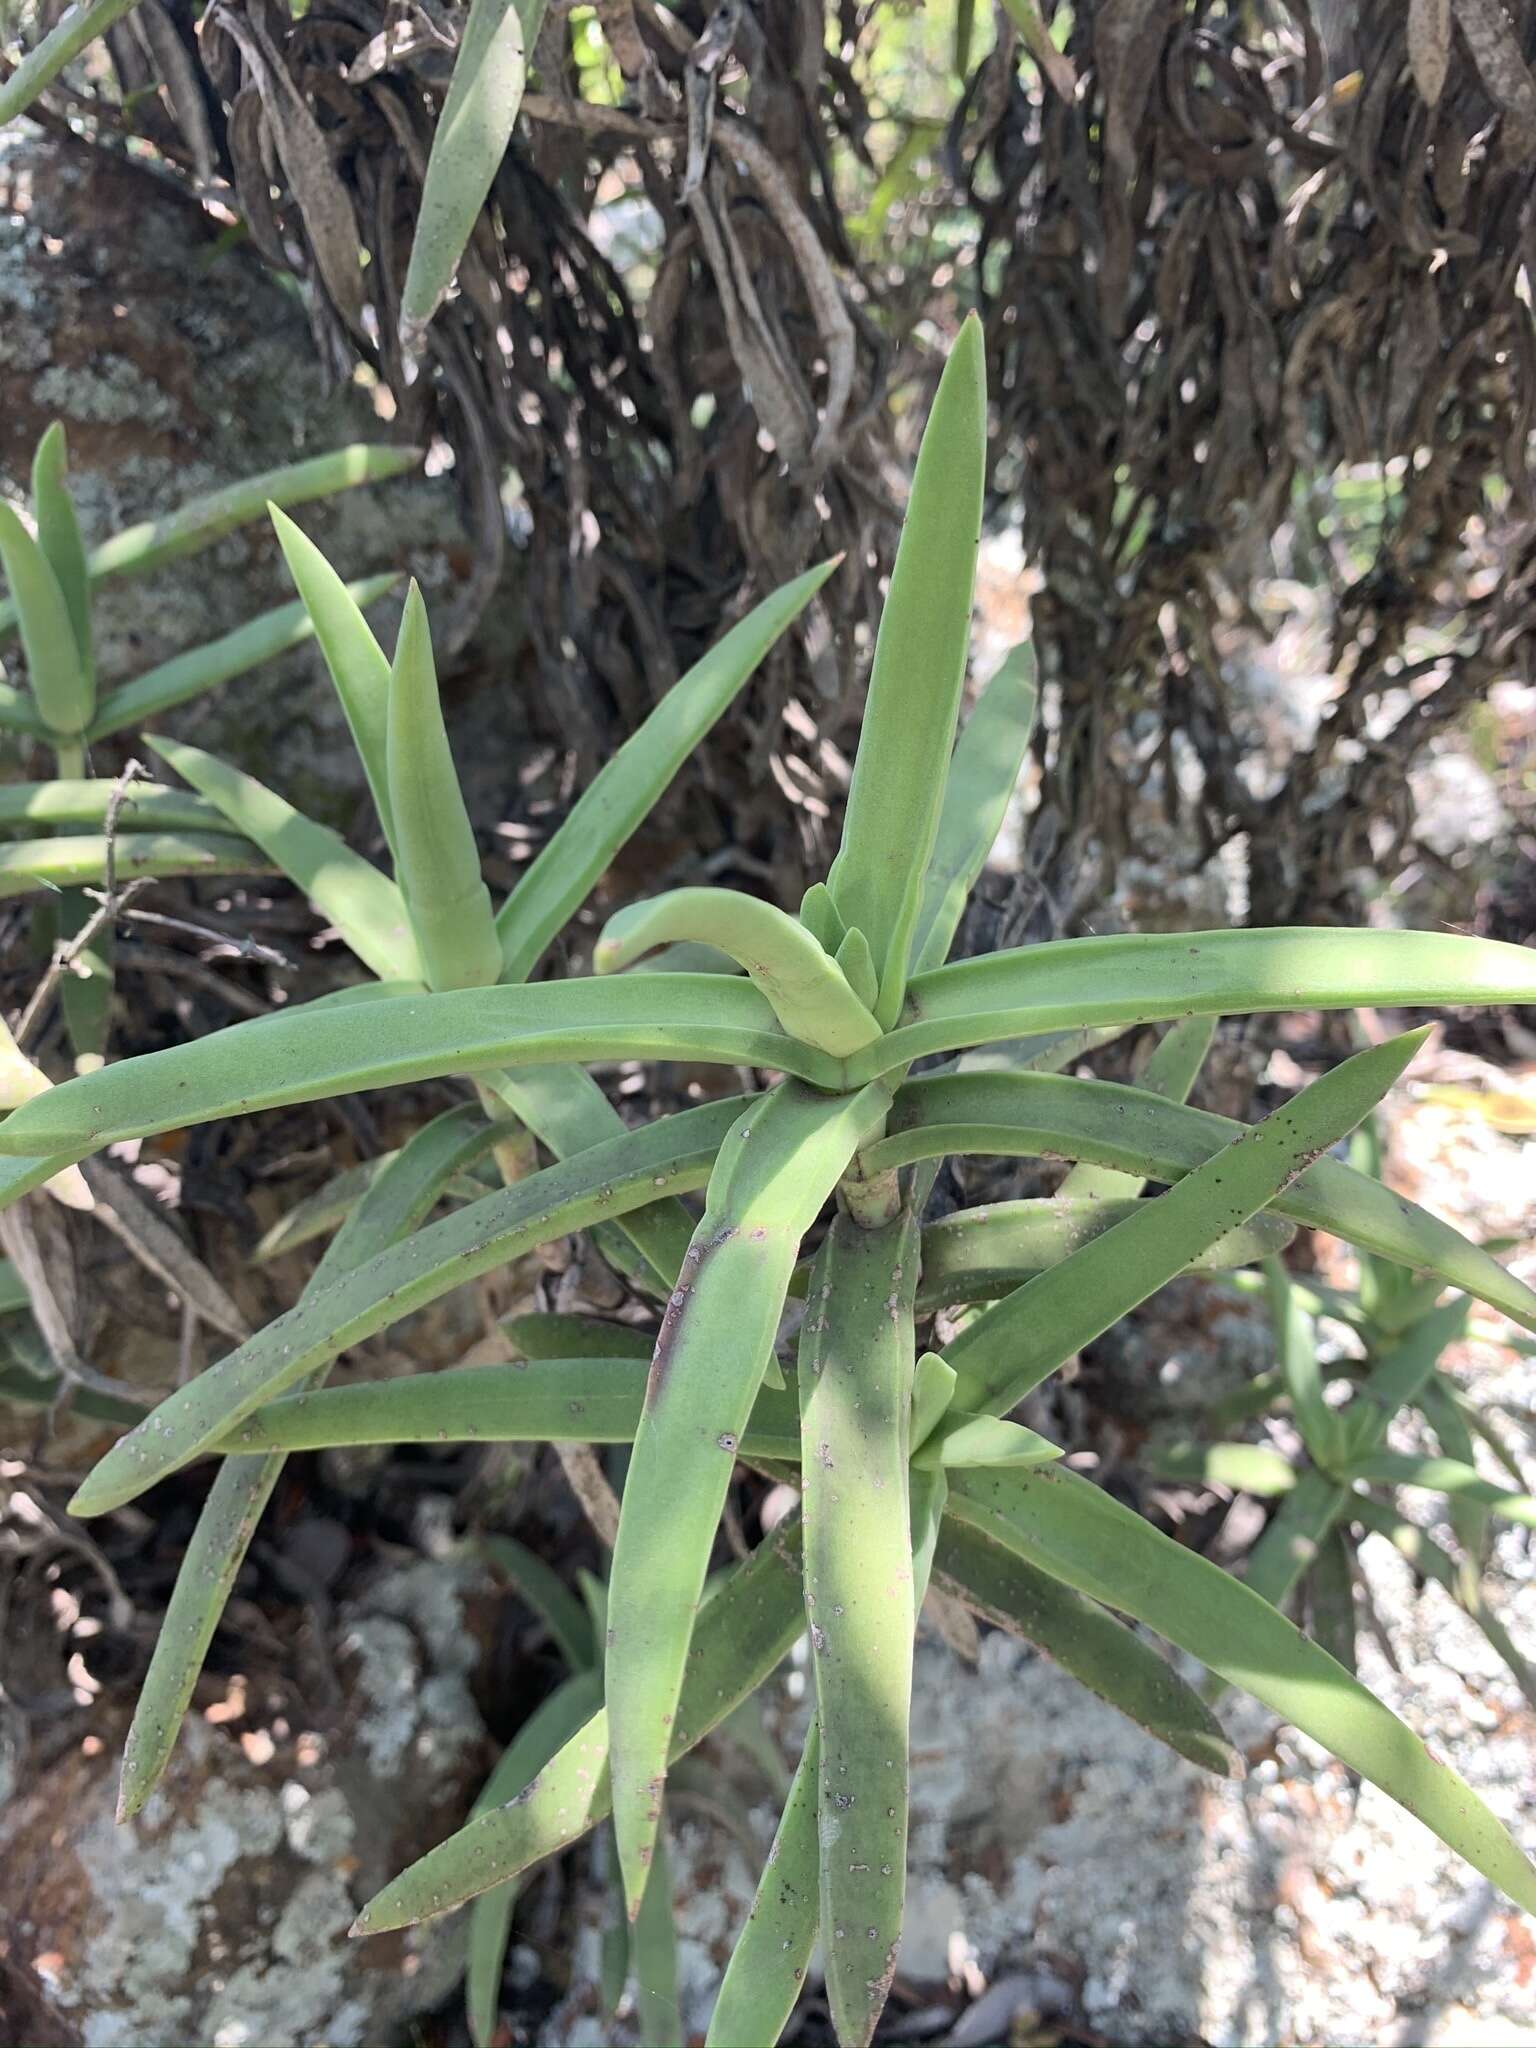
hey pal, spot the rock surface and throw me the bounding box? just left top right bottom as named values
left=0, top=1555, right=493, bottom=2048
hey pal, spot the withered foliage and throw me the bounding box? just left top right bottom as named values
left=962, top=0, right=1536, bottom=924
left=9, top=0, right=1536, bottom=921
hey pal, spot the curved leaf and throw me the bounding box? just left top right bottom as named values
left=949, top=1463, right=1536, bottom=1913
left=31, top=425, right=92, bottom=692
left=496, top=560, right=839, bottom=982
left=1349, top=1453, right=1536, bottom=1527
left=70, top=1098, right=743, bottom=1517
left=596, top=888, right=882, bottom=1055
left=0, top=782, right=242, bottom=836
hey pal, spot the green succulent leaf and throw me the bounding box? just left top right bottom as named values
left=250, top=1154, right=400, bottom=1264
left=0, top=980, right=832, bottom=1174
left=827, top=313, right=986, bottom=1026
left=1058, top=1014, right=1216, bottom=1202
left=1142, top=1442, right=1300, bottom=1497
left=116, top=1101, right=510, bottom=1819
left=912, top=1410, right=1062, bottom=1471
left=909, top=644, right=1038, bottom=977
left=932, top=1515, right=1239, bottom=1777
left=480, top=1534, right=597, bottom=1673
left=943, top=1031, right=1430, bottom=1417
left=30, top=425, right=92, bottom=694
left=910, top=1351, right=958, bottom=1454
left=704, top=1723, right=821, bottom=2048
left=1268, top=1259, right=1346, bottom=1472
left=949, top=1464, right=1536, bottom=1914
left=916, top=1196, right=1293, bottom=1313
left=0, top=0, right=144, bottom=130
left=596, top=888, right=883, bottom=1056
left=0, top=830, right=267, bottom=900
left=269, top=506, right=398, bottom=849
left=1347, top=1453, right=1536, bottom=1526
left=89, top=578, right=399, bottom=741
left=0, top=498, right=93, bottom=736
left=798, top=1206, right=919, bottom=2046
left=387, top=583, right=501, bottom=990
left=1307, top=1527, right=1358, bottom=1677
left=869, top=1071, right=1536, bottom=1335
left=69, top=1098, right=744, bottom=1518
left=213, top=1357, right=804, bottom=1461
left=503, top=1311, right=654, bottom=1363
left=145, top=735, right=421, bottom=984
left=606, top=1079, right=892, bottom=1915
left=496, top=560, right=839, bottom=983
left=398, top=0, right=543, bottom=345
left=355, top=1518, right=807, bottom=1934
left=865, top=929, right=1536, bottom=1077
left=466, top=1668, right=604, bottom=2048
left=0, top=782, right=245, bottom=836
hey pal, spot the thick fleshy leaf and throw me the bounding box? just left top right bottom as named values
left=1350, top=1497, right=1536, bottom=1712
left=596, top=888, right=882, bottom=1056
left=115, top=1102, right=514, bottom=1819
left=1307, top=1527, right=1358, bottom=1677
left=145, top=735, right=420, bottom=984
left=0, top=979, right=831, bottom=1168
left=1349, top=1453, right=1536, bottom=1526
left=855, top=928, right=1536, bottom=1079
left=398, top=0, right=540, bottom=343
left=798, top=1207, right=919, bottom=2046
left=250, top=1154, right=399, bottom=1264
left=912, top=1409, right=1062, bottom=1471
left=355, top=1519, right=806, bottom=1934
left=466, top=1670, right=604, bottom=2048
left=31, top=425, right=93, bottom=693
left=214, top=1358, right=803, bottom=1461
left=480, top=1534, right=596, bottom=1673
left=496, top=560, right=839, bottom=982
left=916, top=1196, right=1291, bottom=1312
left=704, top=1723, right=821, bottom=2048
left=909, top=646, right=1038, bottom=976
left=1268, top=1259, right=1346, bottom=1472
left=0, top=0, right=143, bottom=126
left=1142, top=1442, right=1299, bottom=1497
left=827, top=315, right=986, bottom=1026
left=631, top=1818, right=682, bottom=2048
left=387, top=583, right=501, bottom=989
left=89, top=578, right=399, bottom=740
left=868, top=1072, right=1536, bottom=1335
left=948, top=1464, right=1536, bottom=1913
left=485, top=1064, right=697, bottom=1295
left=933, top=1514, right=1239, bottom=1776
left=0, top=499, right=93, bottom=736
left=606, top=1081, right=892, bottom=1913
left=70, top=1098, right=743, bottom=1518
left=503, top=1311, right=654, bottom=1363
left=942, top=1032, right=1429, bottom=1416
left=270, top=509, right=397, bottom=849
left=0, top=782, right=243, bottom=836
left=0, top=830, right=267, bottom=899
left=1058, top=1015, right=1216, bottom=1201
